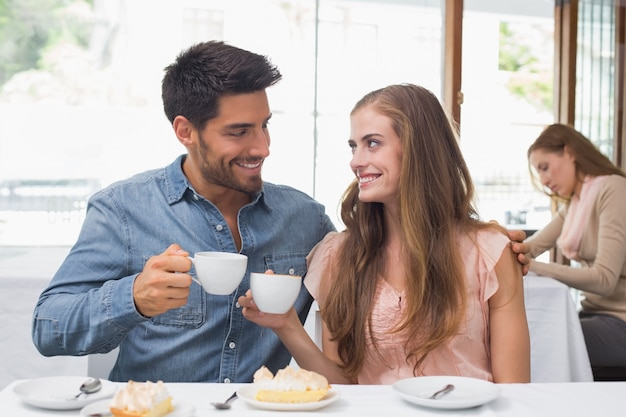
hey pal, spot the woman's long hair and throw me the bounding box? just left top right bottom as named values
left=527, top=124, right=625, bottom=204
left=323, top=84, right=494, bottom=378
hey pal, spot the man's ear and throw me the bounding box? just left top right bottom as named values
left=173, top=115, right=196, bottom=147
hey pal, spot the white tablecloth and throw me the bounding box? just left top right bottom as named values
left=0, top=248, right=591, bottom=391
left=0, top=247, right=87, bottom=390
left=0, top=380, right=623, bottom=417
left=523, top=274, right=593, bottom=382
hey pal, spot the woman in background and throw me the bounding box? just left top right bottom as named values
left=525, top=123, right=626, bottom=378
left=241, top=84, right=530, bottom=384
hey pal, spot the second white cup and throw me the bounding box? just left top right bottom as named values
left=250, top=272, right=302, bottom=314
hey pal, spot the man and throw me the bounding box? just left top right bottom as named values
left=32, top=41, right=335, bottom=383
left=32, top=41, right=529, bottom=383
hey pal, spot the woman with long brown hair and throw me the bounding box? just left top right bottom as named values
left=525, top=123, right=626, bottom=379
left=241, top=84, right=530, bottom=384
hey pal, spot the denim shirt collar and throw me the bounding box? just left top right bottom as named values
left=164, top=154, right=265, bottom=208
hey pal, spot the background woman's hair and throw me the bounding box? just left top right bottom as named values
left=527, top=123, right=625, bottom=202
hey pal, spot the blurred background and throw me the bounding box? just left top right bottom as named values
left=0, top=0, right=621, bottom=246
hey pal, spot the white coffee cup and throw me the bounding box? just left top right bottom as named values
left=188, top=251, right=248, bottom=295
left=250, top=272, right=302, bottom=314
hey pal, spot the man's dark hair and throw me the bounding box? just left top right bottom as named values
left=162, top=41, right=282, bottom=129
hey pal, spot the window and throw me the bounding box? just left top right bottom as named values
left=576, top=0, right=617, bottom=156
left=183, top=8, right=224, bottom=45
left=5, top=1, right=599, bottom=247
left=0, top=0, right=443, bottom=246
left=460, top=0, right=554, bottom=229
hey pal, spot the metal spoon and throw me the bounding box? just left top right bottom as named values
left=211, top=391, right=238, bottom=410
left=429, top=383, right=455, bottom=400
left=73, top=377, right=102, bottom=399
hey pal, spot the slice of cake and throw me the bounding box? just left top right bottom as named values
left=253, top=366, right=330, bottom=403
left=109, top=380, right=174, bottom=417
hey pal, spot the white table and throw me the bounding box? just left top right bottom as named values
left=0, top=380, right=623, bottom=417
left=523, top=274, right=593, bottom=382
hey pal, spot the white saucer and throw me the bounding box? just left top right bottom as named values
left=392, top=375, right=501, bottom=409
left=237, top=384, right=341, bottom=411
left=13, top=376, right=117, bottom=410
left=81, top=399, right=195, bottom=417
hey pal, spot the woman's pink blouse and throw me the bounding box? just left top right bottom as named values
left=304, top=229, right=509, bottom=385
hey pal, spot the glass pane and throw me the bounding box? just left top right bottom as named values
left=460, top=0, right=554, bottom=230
left=0, top=0, right=443, bottom=246
left=0, top=0, right=318, bottom=246
left=315, top=0, right=443, bottom=228
left=576, top=0, right=616, bottom=157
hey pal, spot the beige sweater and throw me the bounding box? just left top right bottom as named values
left=526, top=174, right=626, bottom=323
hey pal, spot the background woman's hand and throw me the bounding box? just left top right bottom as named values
left=507, top=229, right=530, bottom=275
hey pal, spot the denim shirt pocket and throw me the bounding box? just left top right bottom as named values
left=150, top=283, right=205, bottom=328
left=263, top=251, right=309, bottom=277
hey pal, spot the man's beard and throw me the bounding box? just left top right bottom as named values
left=197, top=134, right=264, bottom=194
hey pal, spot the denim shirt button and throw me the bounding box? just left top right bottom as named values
left=223, top=378, right=231, bottom=383
left=228, top=341, right=236, bottom=349
left=288, top=268, right=295, bottom=275
left=216, top=224, right=223, bottom=231
left=235, top=302, right=241, bottom=309
left=193, top=194, right=199, bottom=200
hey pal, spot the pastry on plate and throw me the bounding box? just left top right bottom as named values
left=109, top=380, right=173, bottom=417
left=253, top=365, right=330, bottom=403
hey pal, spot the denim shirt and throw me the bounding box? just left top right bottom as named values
left=32, top=155, right=336, bottom=383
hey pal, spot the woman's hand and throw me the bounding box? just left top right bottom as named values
left=240, top=290, right=354, bottom=384
left=238, top=290, right=298, bottom=331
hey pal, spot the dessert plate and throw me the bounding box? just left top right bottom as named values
left=81, top=399, right=195, bottom=417
left=237, top=384, right=341, bottom=411
left=13, top=376, right=117, bottom=410
left=392, top=375, right=501, bottom=410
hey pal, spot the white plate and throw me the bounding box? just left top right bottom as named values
left=237, top=384, right=341, bottom=411
left=81, top=399, right=195, bottom=417
left=13, top=376, right=118, bottom=410
left=392, top=375, right=501, bottom=410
